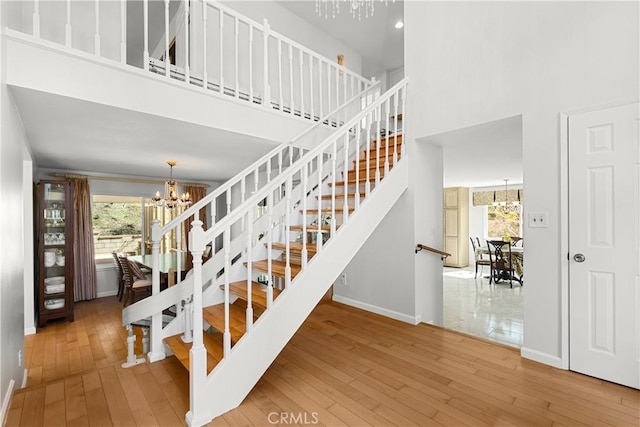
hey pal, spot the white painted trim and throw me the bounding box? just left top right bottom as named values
left=521, top=347, right=564, bottom=369
left=1, top=380, right=16, bottom=427
left=559, top=112, right=570, bottom=370
left=332, top=295, right=421, bottom=325
left=22, top=370, right=28, bottom=389
left=24, top=327, right=36, bottom=336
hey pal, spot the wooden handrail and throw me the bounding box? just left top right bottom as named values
left=415, top=244, right=451, bottom=261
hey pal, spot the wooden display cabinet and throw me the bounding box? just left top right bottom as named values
left=36, top=181, right=74, bottom=327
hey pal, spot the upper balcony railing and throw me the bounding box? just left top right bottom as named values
left=6, top=0, right=373, bottom=125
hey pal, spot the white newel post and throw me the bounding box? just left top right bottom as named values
left=147, top=219, right=165, bottom=362
left=187, top=220, right=207, bottom=426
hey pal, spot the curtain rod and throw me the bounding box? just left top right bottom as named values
left=51, top=173, right=209, bottom=188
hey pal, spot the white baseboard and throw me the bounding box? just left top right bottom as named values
left=24, top=326, right=36, bottom=336
left=97, top=290, right=118, bottom=298
left=22, top=369, right=28, bottom=388
left=1, top=379, right=15, bottom=427
left=332, top=295, right=421, bottom=325
left=521, top=347, right=565, bottom=369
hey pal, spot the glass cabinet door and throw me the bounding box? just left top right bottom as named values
left=42, top=183, right=67, bottom=310
left=38, top=181, right=73, bottom=326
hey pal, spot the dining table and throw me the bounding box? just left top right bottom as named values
left=129, top=252, right=193, bottom=289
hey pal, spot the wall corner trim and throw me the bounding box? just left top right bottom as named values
left=521, top=347, right=565, bottom=369
left=24, top=326, right=36, bottom=336
left=332, top=295, right=421, bottom=325
left=1, top=379, right=16, bottom=427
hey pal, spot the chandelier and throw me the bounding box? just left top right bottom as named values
left=316, top=0, right=393, bottom=20
left=151, top=161, right=191, bottom=209
left=493, top=179, right=521, bottom=213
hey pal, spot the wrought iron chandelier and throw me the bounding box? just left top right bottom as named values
left=316, top=0, right=393, bottom=20
left=493, top=179, right=521, bottom=214
left=151, top=161, right=191, bottom=209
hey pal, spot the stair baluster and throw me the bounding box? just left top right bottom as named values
left=222, top=229, right=232, bottom=356
left=266, top=192, right=274, bottom=308
left=245, top=210, right=254, bottom=331
left=182, top=298, right=193, bottom=343
left=284, top=177, right=292, bottom=287
left=121, top=324, right=145, bottom=368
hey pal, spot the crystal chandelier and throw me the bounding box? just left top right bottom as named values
left=316, top=0, right=393, bottom=20
left=492, top=179, right=521, bottom=214
left=151, top=161, right=191, bottom=209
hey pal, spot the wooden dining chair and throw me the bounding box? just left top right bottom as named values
left=487, top=240, right=514, bottom=287
left=111, top=251, right=125, bottom=301
left=118, top=256, right=152, bottom=306
left=470, top=237, right=491, bottom=279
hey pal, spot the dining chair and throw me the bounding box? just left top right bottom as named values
left=487, top=240, right=515, bottom=287
left=470, top=237, right=491, bottom=279
left=510, top=236, right=523, bottom=247
left=111, top=251, right=125, bottom=301
left=118, top=256, right=152, bottom=306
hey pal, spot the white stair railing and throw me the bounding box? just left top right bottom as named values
left=186, top=78, right=407, bottom=424
left=122, top=80, right=382, bottom=353
left=10, top=0, right=372, bottom=124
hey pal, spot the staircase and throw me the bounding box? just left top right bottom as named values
left=121, top=78, right=408, bottom=425
left=6, top=0, right=409, bottom=423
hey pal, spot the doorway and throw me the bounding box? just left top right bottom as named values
left=432, top=115, right=525, bottom=347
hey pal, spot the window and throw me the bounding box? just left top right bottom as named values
left=487, top=205, right=521, bottom=240
left=92, top=195, right=144, bottom=259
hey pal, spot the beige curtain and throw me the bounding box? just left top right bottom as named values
left=69, top=178, right=98, bottom=301
left=183, top=185, right=208, bottom=252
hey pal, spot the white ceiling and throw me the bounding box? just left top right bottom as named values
left=424, top=116, right=524, bottom=189
left=12, top=87, right=276, bottom=182
left=277, top=0, right=405, bottom=72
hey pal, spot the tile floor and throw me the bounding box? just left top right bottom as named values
left=443, top=264, right=523, bottom=348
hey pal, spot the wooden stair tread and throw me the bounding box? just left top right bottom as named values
left=270, top=241, right=317, bottom=255
left=354, top=154, right=399, bottom=165
left=224, top=280, right=282, bottom=308
left=246, top=259, right=302, bottom=278
left=318, top=193, right=357, bottom=199
left=164, top=332, right=223, bottom=374
left=373, top=133, right=403, bottom=145
left=202, top=303, right=250, bottom=343
left=329, top=176, right=377, bottom=186
left=290, top=224, right=332, bottom=233
left=301, top=208, right=354, bottom=214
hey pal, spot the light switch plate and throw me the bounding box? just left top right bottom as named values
left=529, top=212, right=549, bottom=228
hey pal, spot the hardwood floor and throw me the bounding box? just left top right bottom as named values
left=8, top=296, right=639, bottom=426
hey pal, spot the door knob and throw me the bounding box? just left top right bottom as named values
left=573, top=253, right=586, bottom=263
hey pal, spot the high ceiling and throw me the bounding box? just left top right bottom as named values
left=277, top=0, right=405, bottom=73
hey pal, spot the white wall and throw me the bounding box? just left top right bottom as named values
left=1, top=1, right=28, bottom=411
left=7, top=0, right=122, bottom=62
left=220, top=0, right=362, bottom=75
left=406, top=1, right=639, bottom=365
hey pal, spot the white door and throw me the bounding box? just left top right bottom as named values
left=568, top=102, right=639, bottom=389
